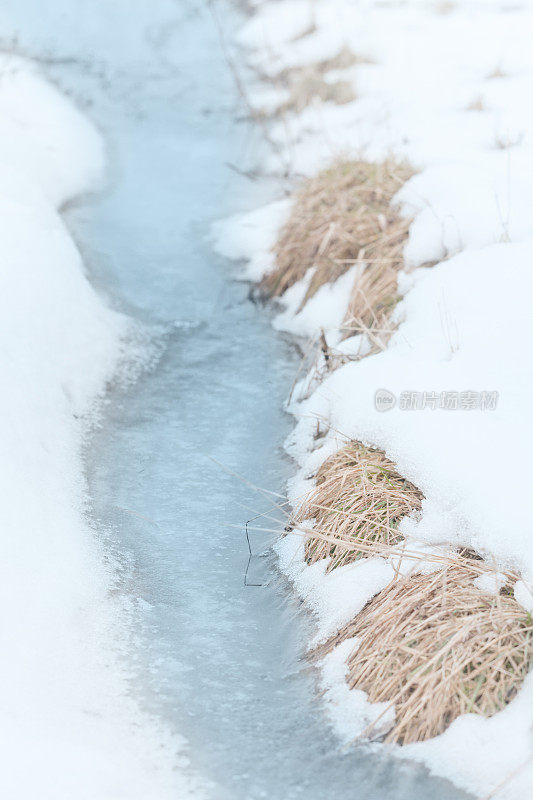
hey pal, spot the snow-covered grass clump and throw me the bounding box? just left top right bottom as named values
left=293, top=440, right=423, bottom=570
left=0, top=54, right=201, bottom=799
left=316, top=561, right=533, bottom=745
left=261, top=158, right=413, bottom=353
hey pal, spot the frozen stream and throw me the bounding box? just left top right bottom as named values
left=0, top=1, right=471, bottom=798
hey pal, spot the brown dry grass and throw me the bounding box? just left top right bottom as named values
left=266, top=47, right=362, bottom=117
left=276, top=46, right=368, bottom=82
left=318, top=563, right=533, bottom=744
left=494, top=130, right=524, bottom=151
left=486, top=63, right=508, bottom=80
left=466, top=94, right=486, bottom=112
left=293, top=440, right=423, bottom=570
left=342, top=250, right=405, bottom=350
left=261, top=159, right=414, bottom=351
left=433, top=0, right=455, bottom=14
left=276, top=72, right=355, bottom=115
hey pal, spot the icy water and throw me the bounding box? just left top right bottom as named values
left=0, top=2, right=472, bottom=798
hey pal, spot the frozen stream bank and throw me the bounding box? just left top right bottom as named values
left=0, top=1, right=472, bottom=797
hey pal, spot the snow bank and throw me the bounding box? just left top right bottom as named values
left=215, top=0, right=533, bottom=796
left=212, top=198, right=290, bottom=281
left=289, top=242, right=532, bottom=576
left=0, top=54, right=201, bottom=798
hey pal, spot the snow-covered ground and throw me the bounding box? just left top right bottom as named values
left=215, top=1, right=533, bottom=797
left=0, top=54, right=202, bottom=799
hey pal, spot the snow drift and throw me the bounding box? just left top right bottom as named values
left=0, top=53, right=200, bottom=799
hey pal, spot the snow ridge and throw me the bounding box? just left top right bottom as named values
left=0, top=54, right=202, bottom=799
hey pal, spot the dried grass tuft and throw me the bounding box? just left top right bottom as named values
left=433, top=0, right=455, bottom=14
left=486, top=63, right=508, bottom=80
left=318, top=563, right=533, bottom=744
left=294, top=440, right=423, bottom=570
left=342, top=248, right=405, bottom=351
left=276, top=72, right=355, bottom=116
left=262, top=159, right=414, bottom=351
left=466, top=94, right=486, bottom=112
left=494, top=130, right=524, bottom=151
left=292, top=440, right=532, bottom=744
left=276, top=47, right=368, bottom=83
left=267, top=48, right=362, bottom=116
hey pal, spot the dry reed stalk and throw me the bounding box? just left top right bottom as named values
left=341, top=252, right=405, bottom=351
left=262, top=159, right=414, bottom=351
left=290, top=22, right=317, bottom=42
left=293, top=440, right=423, bottom=570
left=318, top=563, right=533, bottom=744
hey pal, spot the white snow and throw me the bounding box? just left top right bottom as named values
left=272, top=266, right=357, bottom=340
left=215, top=0, right=533, bottom=796
left=288, top=242, right=533, bottom=576
left=474, top=571, right=508, bottom=596
left=275, top=532, right=395, bottom=644
left=0, top=54, right=202, bottom=799
left=212, top=198, right=291, bottom=281
left=514, top=581, right=533, bottom=615
left=319, top=638, right=395, bottom=743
